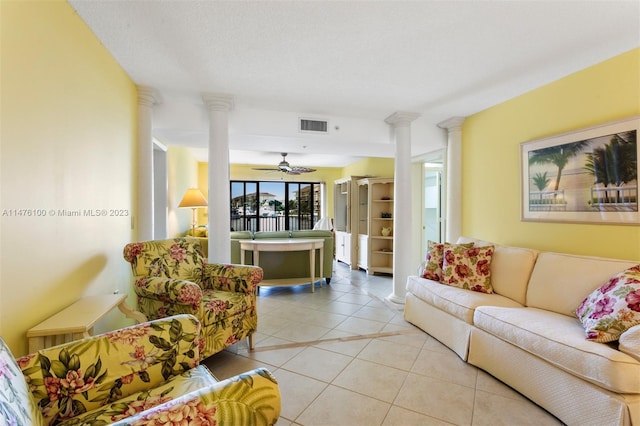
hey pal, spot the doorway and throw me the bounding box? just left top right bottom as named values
left=420, top=150, right=445, bottom=256
left=424, top=166, right=442, bottom=243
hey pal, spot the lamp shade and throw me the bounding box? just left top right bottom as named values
left=178, top=188, right=208, bottom=208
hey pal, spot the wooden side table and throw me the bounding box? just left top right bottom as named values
left=26, top=294, right=147, bottom=353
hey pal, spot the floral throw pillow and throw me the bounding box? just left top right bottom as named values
left=422, top=241, right=474, bottom=282
left=575, top=265, right=640, bottom=343
left=442, top=245, right=494, bottom=293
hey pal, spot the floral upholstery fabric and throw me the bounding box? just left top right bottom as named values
left=18, top=315, right=201, bottom=425
left=575, top=264, right=640, bottom=342
left=442, top=245, right=495, bottom=294
left=4, top=315, right=280, bottom=426
left=0, top=337, right=45, bottom=426
left=111, top=369, right=280, bottom=426
left=422, top=241, right=474, bottom=282
left=123, top=238, right=263, bottom=358
left=124, top=239, right=205, bottom=287
left=58, top=366, right=216, bottom=425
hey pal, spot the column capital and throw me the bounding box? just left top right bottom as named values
left=437, top=116, right=466, bottom=132
left=384, top=111, right=421, bottom=128
left=137, top=86, right=162, bottom=107
left=202, top=93, right=234, bottom=111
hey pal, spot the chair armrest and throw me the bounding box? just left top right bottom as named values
left=203, top=263, right=263, bottom=293
left=134, top=276, right=203, bottom=309
left=111, top=368, right=281, bottom=426
left=18, top=315, right=202, bottom=424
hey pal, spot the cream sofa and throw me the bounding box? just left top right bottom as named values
left=404, top=237, right=640, bottom=426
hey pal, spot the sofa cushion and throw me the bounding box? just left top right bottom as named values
left=291, top=230, right=332, bottom=239
left=0, top=337, right=45, bottom=426
left=442, top=245, right=494, bottom=293
left=58, top=365, right=217, bottom=425
left=620, top=325, right=640, bottom=362
left=474, top=306, right=640, bottom=394
left=422, top=241, right=474, bottom=282
left=575, top=265, right=640, bottom=342
left=124, top=239, right=206, bottom=286
left=187, top=226, right=208, bottom=238
left=405, top=276, right=523, bottom=324
left=254, top=231, right=289, bottom=239
left=200, top=289, right=253, bottom=327
left=526, top=252, right=638, bottom=316
left=456, top=237, right=538, bottom=305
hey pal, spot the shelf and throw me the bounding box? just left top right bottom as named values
left=355, top=177, right=394, bottom=276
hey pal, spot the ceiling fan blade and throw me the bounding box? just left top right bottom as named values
left=291, top=167, right=316, bottom=173
left=254, top=153, right=315, bottom=174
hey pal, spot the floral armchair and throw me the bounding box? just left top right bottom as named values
left=123, top=238, right=263, bottom=358
left=0, top=314, right=280, bottom=425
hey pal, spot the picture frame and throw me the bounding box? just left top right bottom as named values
left=520, top=116, right=639, bottom=225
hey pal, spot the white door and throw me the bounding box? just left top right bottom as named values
left=424, top=167, right=442, bottom=244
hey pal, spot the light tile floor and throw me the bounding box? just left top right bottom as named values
left=203, top=261, right=563, bottom=426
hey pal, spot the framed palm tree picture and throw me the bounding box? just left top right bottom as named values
left=520, top=116, right=639, bottom=224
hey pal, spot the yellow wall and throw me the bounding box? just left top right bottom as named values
left=462, top=48, right=640, bottom=260
left=343, top=157, right=395, bottom=179
left=0, top=1, right=138, bottom=355
left=167, top=146, right=200, bottom=237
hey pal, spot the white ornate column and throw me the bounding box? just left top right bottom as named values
left=137, top=86, right=161, bottom=241
left=385, top=111, right=420, bottom=305
left=202, top=93, right=234, bottom=263
left=437, top=117, right=465, bottom=242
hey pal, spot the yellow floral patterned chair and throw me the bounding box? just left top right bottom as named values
left=0, top=314, right=280, bottom=425
left=123, top=238, right=263, bottom=358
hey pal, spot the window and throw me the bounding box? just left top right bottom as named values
left=230, top=180, right=321, bottom=232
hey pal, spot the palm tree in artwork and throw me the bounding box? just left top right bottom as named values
left=532, top=172, right=550, bottom=191
left=530, top=172, right=551, bottom=205
left=584, top=131, right=637, bottom=203
left=528, top=140, right=590, bottom=191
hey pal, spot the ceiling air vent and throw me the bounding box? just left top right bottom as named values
left=299, top=118, right=328, bottom=133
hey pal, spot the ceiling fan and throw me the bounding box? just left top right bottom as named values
left=252, top=153, right=316, bottom=175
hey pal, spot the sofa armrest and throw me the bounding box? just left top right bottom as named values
left=111, top=368, right=281, bottom=426
left=202, top=263, right=263, bottom=293
left=18, top=315, right=202, bottom=425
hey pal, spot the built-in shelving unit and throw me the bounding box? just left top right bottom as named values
left=357, top=177, right=394, bottom=275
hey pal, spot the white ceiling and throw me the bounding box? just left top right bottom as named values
left=69, top=0, right=639, bottom=168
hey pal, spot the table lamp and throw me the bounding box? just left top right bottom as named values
left=178, top=188, right=208, bottom=236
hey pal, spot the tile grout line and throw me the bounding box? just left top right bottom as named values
left=252, top=328, right=422, bottom=352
